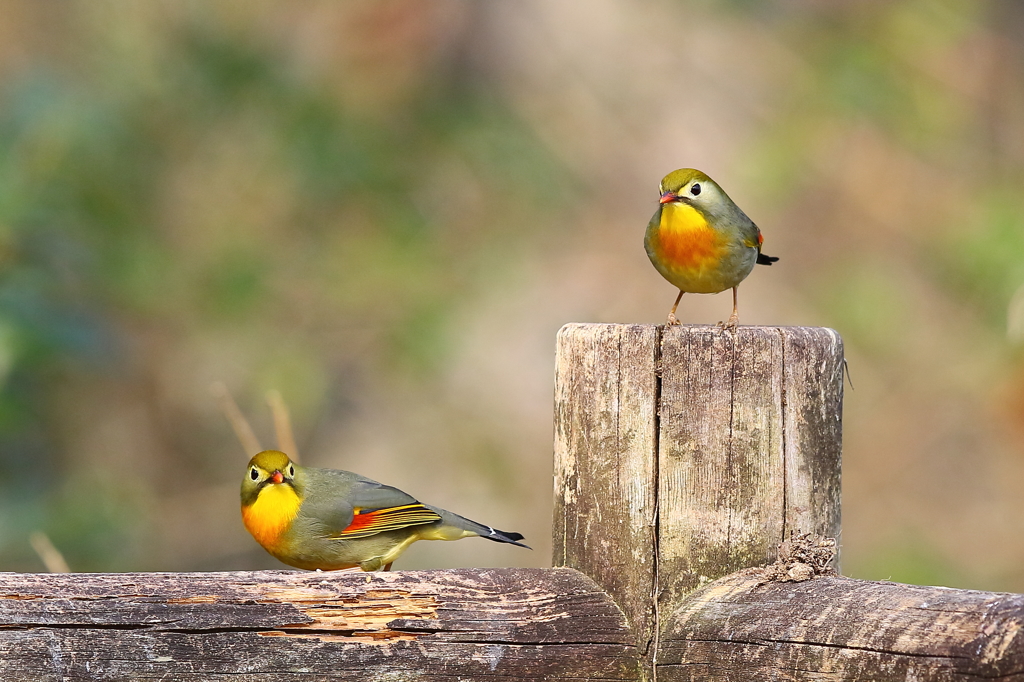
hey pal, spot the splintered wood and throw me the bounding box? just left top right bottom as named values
left=0, top=568, right=641, bottom=681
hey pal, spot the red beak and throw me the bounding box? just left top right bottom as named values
left=270, top=470, right=284, bottom=484
left=659, top=191, right=677, bottom=204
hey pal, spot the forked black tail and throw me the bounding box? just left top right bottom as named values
left=430, top=505, right=531, bottom=549
left=482, top=526, right=530, bottom=549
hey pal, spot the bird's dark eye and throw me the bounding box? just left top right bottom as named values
left=288, top=465, right=294, bottom=477
left=690, top=183, right=701, bottom=196
left=250, top=467, right=259, bottom=481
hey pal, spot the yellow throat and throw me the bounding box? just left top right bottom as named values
left=655, top=201, right=724, bottom=272
left=242, top=483, right=302, bottom=550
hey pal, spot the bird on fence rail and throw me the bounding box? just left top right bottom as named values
left=241, top=450, right=529, bottom=571
left=645, top=168, right=778, bottom=327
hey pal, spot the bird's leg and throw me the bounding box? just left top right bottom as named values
left=383, top=562, right=393, bottom=572
left=666, top=290, right=684, bottom=326
left=719, top=286, right=740, bottom=329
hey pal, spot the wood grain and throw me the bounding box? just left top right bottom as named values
left=782, top=327, right=843, bottom=552
left=0, top=568, right=641, bottom=682
left=553, top=323, right=845, bottom=661
left=2, top=566, right=1021, bottom=681
left=657, top=325, right=788, bottom=608
left=659, top=571, right=1024, bottom=681
left=553, top=323, right=659, bottom=654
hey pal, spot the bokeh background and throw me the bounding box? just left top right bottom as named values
left=1, top=0, right=1023, bottom=590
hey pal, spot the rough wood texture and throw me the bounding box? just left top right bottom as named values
left=553, top=324, right=844, bottom=644
left=0, top=568, right=640, bottom=682
left=781, top=328, right=844, bottom=546
left=659, top=571, right=1024, bottom=681
left=4, top=566, right=1022, bottom=682
left=553, top=324, right=659, bottom=652
left=658, top=325, right=843, bottom=606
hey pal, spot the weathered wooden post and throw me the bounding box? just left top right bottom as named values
left=553, top=324, right=843, bottom=672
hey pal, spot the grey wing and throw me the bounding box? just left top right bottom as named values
left=731, top=209, right=761, bottom=248
left=308, top=470, right=441, bottom=538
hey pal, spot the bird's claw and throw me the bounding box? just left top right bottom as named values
left=666, top=313, right=681, bottom=326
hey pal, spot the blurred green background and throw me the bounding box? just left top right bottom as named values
left=1, top=0, right=1023, bottom=590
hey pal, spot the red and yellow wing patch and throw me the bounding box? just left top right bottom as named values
left=336, top=504, right=441, bottom=539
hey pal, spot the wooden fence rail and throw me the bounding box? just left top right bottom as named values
left=0, top=323, right=1021, bottom=681
left=0, top=568, right=642, bottom=681
left=663, top=570, right=1024, bottom=681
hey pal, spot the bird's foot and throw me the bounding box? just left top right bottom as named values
left=666, top=312, right=681, bottom=326
left=717, top=315, right=739, bottom=330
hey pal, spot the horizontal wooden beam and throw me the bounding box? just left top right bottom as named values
left=0, top=568, right=641, bottom=681
left=2, top=567, right=1021, bottom=680
left=660, top=570, right=1024, bottom=681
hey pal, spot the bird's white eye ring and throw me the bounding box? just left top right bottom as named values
left=288, top=464, right=294, bottom=477
left=690, top=183, right=701, bottom=196
left=250, top=467, right=259, bottom=481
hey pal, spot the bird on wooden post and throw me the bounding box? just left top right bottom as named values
left=241, top=450, right=529, bottom=571
left=645, top=168, right=778, bottom=327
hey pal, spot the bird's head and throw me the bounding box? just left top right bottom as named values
left=241, top=450, right=298, bottom=505
left=658, top=168, right=729, bottom=216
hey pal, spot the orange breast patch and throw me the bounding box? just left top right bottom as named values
left=242, top=483, right=302, bottom=551
left=653, top=202, right=724, bottom=272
